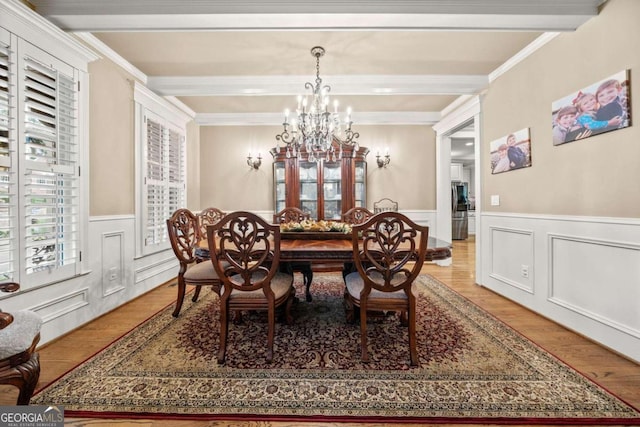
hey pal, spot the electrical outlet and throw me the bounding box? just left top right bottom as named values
left=491, top=195, right=500, bottom=206
left=521, top=265, right=529, bottom=278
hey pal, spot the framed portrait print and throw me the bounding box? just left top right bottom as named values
left=490, top=128, right=532, bottom=175
left=551, top=70, right=631, bottom=146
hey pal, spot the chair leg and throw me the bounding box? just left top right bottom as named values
left=172, top=277, right=186, bottom=317
left=1, top=352, right=40, bottom=405
left=191, top=285, right=202, bottom=302
left=217, top=301, right=229, bottom=364
left=359, top=301, right=369, bottom=362
left=284, top=292, right=295, bottom=325
left=408, top=306, right=419, bottom=367
left=17, top=352, right=40, bottom=405
left=266, top=304, right=275, bottom=363
left=399, top=310, right=408, bottom=326
left=344, top=293, right=356, bottom=324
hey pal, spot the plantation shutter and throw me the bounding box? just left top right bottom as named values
left=167, top=125, right=185, bottom=215
left=20, top=41, right=79, bottom=283
left=142, top=110, right=186, bottom=252
left=0, top=32, right=15, bottom=282
left=145, top=114, right=166, bottom=247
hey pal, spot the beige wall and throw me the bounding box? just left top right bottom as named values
left=481, top=0, right=640, bottom=218
left=185, top=120, right=201, bottom=211
left=361, top=125, right=436, bottom=211
left=88, top=58, right=135, bottom=216
left=199, top=125, right=436, bottom=212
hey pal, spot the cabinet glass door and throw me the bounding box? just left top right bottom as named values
left=354, top=161, right=366, bottom=208
left=323, top=162, right=342, bottom=220
left=299, top=161, right=318, bottom=219
left=273, top=161, right=286, bottom=213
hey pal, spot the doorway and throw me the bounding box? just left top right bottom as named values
left=433, top=96, right=481, bottom=283
left=450, top=125, right=475, bottom=241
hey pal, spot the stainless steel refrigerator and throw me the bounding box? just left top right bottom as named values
left=452, top=182, right=469, bottom=240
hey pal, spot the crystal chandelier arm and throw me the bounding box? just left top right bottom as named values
left=275, top=46, right=359, bottom=161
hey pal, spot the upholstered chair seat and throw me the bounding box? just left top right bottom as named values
left=0, top=310, right=42, bottom=360
left=345, top=271, right=415, bottom=301
left=0, top=289, right=42, bottom=405
left=226, top=271, right=293, bottom=300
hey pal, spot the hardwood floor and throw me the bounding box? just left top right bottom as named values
left=2, top=236, right=639, bottom=427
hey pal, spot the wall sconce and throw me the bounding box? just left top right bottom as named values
left=376, top=149, right=390, bottom=168
left=247, top=152, right=262, bottom=170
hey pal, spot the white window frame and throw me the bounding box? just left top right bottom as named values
left=134, top=83, right=190, bottom=257
left=0, top=1, right=96, bottom=289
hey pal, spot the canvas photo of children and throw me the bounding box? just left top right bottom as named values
left=490, top=128, right=532, bottom=175
left=551, top=70, right=631, bottom=146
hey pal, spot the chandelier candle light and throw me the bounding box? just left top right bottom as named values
left=275, top=46, right=359, bottom=162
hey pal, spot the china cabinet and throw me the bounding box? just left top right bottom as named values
left=271, top=146, right=369, bottom=220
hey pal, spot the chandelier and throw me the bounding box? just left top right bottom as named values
left=275, top=46, right=359, bottom=162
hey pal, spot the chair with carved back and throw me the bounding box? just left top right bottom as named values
left=194, top=207, right=226, bottom=264
left=344, top=212, right=428, bottom=366
left=373, top=198, right=398, bottom=214
left=166, top=208, right=222, bottom=317
left=208, top=211, right=295, bottom=363
left=197, top=207, right=226, bottom=242
left=340, top=207, right=375, bottom=277
left=273, top=207, right=309, bottom=224
left=342, top=207, right=374, bottom=226
left=273, top=207, right=314, bottom=301
left=0, top=282, right=42, bottom=405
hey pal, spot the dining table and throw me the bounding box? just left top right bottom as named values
left=199, top=232, right=452, bottom=302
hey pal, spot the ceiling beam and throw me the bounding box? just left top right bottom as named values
left=28, top=0, right=603, bottom=32
left=147, top=75, right=489, bottom=97
left=195, top=111, right=441, bottom=126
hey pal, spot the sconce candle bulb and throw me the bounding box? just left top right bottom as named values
left=247, top=152, right=262, bottom=170
left=376, top=150, right=391, bottom=168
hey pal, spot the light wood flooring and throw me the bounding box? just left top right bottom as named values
left=2, top=237, right=639, bottom=426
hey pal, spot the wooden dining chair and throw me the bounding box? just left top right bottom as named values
left=273, top=207, right=314, bottom=301
left=0, top=282, right=42, bottom=405
left=166, top=208, right=222, bottom=317
left=373, top=198, right=398, bottom=214
left=197, top=207, right=226, bottom=242
left=208, top=211, right=295, bottom=364
left=273, top=206, right=309, bottom=224
left=341, top=206, right=374, bottom=226
left=344, top=212, right=428, bottom=366
left=340, top=207, right=375, bottom=277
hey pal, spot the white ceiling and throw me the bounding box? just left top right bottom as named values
left=27, top=0, right=604, bottom=133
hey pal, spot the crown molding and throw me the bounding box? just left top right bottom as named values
left=74, top=32, right=147, bottom=84
left=195, top=111, right=440, bottom=126
left=148, top=74, right=488, bottom=97
left=0, top=0, right=99, bottom=69
left=134, top=82, right=193, bottom=125
left=489, top=32, right=560, bottom=83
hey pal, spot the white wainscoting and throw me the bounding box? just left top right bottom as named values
left=481, top=212, right=640, bottom=363
left=1, top=215, right=181, bottom=346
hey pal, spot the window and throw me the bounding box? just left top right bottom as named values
left=134, top=83, right=188, bottom=256
left=0, top=29, right=84, bottom=287
left=0, top=32, right=14, bottom=282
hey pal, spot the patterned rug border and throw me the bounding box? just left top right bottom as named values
left=32, top=273, right=640, bottom=425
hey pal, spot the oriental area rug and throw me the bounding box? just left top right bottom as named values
left=32, top=273, right=640, bottom=424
